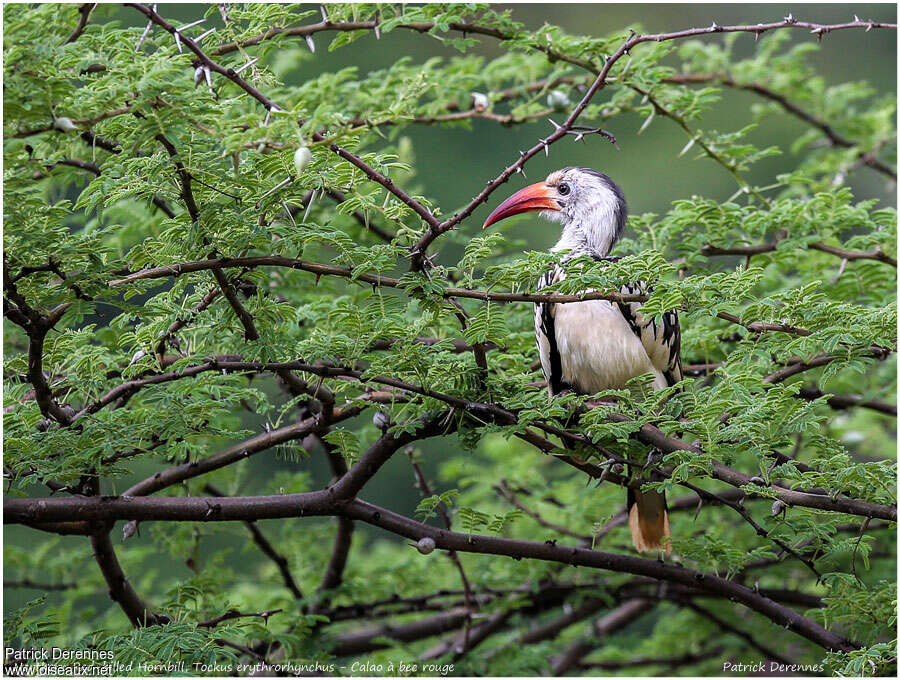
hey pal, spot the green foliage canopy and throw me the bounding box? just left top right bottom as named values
left=3, top=3, right=897, bottom=677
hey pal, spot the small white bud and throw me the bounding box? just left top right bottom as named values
left=293, top=146, right=312, bottom=176
left=53, top=117, right=77, bottom=132
left=128, top=350, right=146, bottom=367
left=416, top=537, right=436, bottom=554
left=471, top=92, right=489, bottom=111
left=194, top=66, right=204, bottom=86
left=546, top=89, right=571, bottom=111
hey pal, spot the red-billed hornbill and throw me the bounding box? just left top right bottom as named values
left=483, top=167, right=682, bottom=554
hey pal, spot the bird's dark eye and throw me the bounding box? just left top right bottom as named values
left=557, top=182, right=570, bottom=196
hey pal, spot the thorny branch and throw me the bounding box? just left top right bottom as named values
left=6, top=5, right=896, bottom=671
left=2, top=494, right=861, bottom=653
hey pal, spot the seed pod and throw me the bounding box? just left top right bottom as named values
left=546, top=89, right=571, bottom=111
left=416, top=537, right=436, bottom=555
left=771, top=500, right=786, bottom=517
left=122, top=520, right=139, bottom=542
left=372, top=410, right=390, bottom=430
left=293, top=146, right=312, bottom=176
left=53, top=117, right=77, bottom=132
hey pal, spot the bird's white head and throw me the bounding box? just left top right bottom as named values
left=482, top=167, right=627, bottom=257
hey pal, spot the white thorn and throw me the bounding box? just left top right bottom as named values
left=678, top=137, right=696, bottom=157
left=854, top=14, right=860, bottom=22
left=194, top=27, right=216, bottom=45
left=283, top=201, right=296, bottom=226
left=234, top=57, right=258, bottom=75
left=259, top=176, right=293, bottom=201
left=638, top=108, right=655, bottom=134
left=303, top=189, right=317, bottom=222
left=263, top=109, right=272, bottom=126
left=547, top=118, right=562, bottom=130
left=320, top=5, right=329, bottom=22
left=204, top=66, right=213, bottom=89
left=177, top=18, right=206, bottom=33
left=194, top=66, right=204, bottom=86
left=173, top=31, right=182, bottom=53
left=136, top=20, right=153, bottom=52
left=305, top=34, right=316, bottom=53
left=128, top=350, right=146, bottom=367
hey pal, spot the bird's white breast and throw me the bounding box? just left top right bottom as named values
left=536, top=298, right=666, bottom=394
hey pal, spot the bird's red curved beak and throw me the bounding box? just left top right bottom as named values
left=482, top=181, right=561, bottom=229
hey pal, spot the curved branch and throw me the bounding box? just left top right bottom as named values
left=666, top=73, right=897, bottom=180
left=63, top=3, right=97, bottom=44
left=90, top=530, right=164, bottom=627
left=702, top=241, right=897, bottom=267
left=3, top=495, right=859, bottom=652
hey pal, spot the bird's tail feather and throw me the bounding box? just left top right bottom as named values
left=627, top=487, right=671, bottom=554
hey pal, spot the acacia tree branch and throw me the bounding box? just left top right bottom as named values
left=796, top=386, right=896, bottom=416
left=551, top=598, right=656, bottom=675
left=109, top=254, right=838, bottom=338
left=409, top=456, right=476, bottom=611
left=155, top=132, right=261, bottom=342
left=409, top=16, right=897, bottom=265
left=665, top=73, right=897, bottom=180
left=702, top=241, right=897, bottom=268
left=495, top=480, right=591, bottom=542
left=632, top=84, right=769, bottom=204
left=197, top=608, right=282, bottom=629
left=328, top=608, right=472, bottom=657
left=80, top=353, right=894, bottom=521
left=3, top=265, right=74, bottom=424
left=126, top=3, right=442, bottom=238
left=107, top=255, right=884, bottom=336
left=122, top=404, right=362, bottom=498
left=63, top=3, right=97, bottom=44
left=204, top=484, right=304, bottom=600
left=518, top=596, right=609, bottom=645
left=1, top=493, right=861, bottom=653
left=90, top=529, right=164, bottom=627
left=680, top=600, right=796, bottom=666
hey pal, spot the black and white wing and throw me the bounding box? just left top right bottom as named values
left=534, top=266, right=572, bottom=395
left=616, top=282, right=683, bottom=388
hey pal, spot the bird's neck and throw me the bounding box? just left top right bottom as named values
left=551, top=219, right=616, bottom=259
